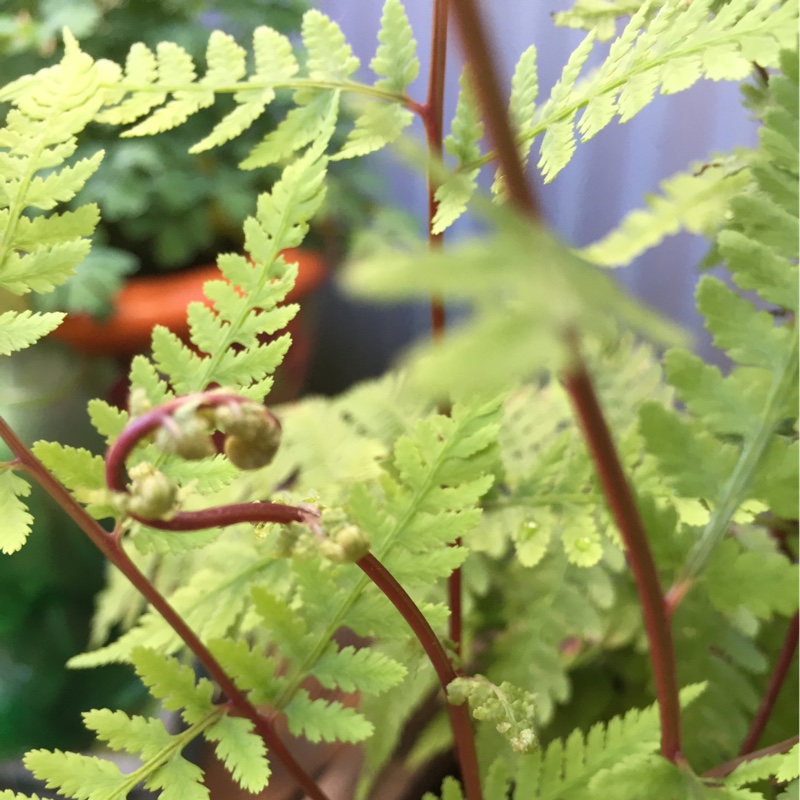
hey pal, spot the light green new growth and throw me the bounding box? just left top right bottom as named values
left=447, top=675, right=537, bottom=753
left=492, top=44, right=539, bottom=198
left=432, top=71, right=484, bottom=234
left=0, top=469, right=33, bottom=554
left=581, top=155, right=751, bottom=267
left=332, top=0, right=419, bottom=160
left=553, top=0, right=648, bottom=41
left=0, top=31, right=107, bottom=358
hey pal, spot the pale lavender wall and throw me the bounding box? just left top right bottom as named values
left=307, top=2, right=758, bottom=391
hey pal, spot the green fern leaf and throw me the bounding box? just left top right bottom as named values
left=536, top=0, right=799, bottom=181
left=581, top=158, right=751, bottom=267
left=191, top=27, right=298, bottom=154
left=312, top=645, right=407, bottom=695
left=95, top=43, right=166, bottom=125
left=706, top=538, right=798, bottom=620
left=23, top=750, right=126, bottom=800
left=0, top=469, right=33, bottom=554
left=332, top=0, right=417, bottom=160
left=726, top=743, right=799, bottom=788
left=0, top=311, right=65, bottom=355
left=203, top=30, right=247, bottom=85
left=143, top=758, right=209, bottom=800
left=122, top=42, right=213, bottom=138
left=587, top=753, right=693, bottom=799
left=484, top=758, right=512, bottom=800
left=148, top=141, right=328, bottom=401
left=284, top=689, right=374, bottom=743
left=204, top=715, right=271, bottom=793
left=333, top=101, right=414, bottom=161
left=241, top=93, right=337, bottom=169
left=553, top=0, right=644, bottom=41
left=423, top=776, right=466, bottom=800
left=31, top=440, right=117, bottom=519
left=697, top=276, right=793, bottom=370
left=72, top=557, right=268, bottom=667
left=131, top=647, right=216, bottom=725
left=538, top=30, right=596, bottom=181
left=371, top=0, right=419, bottom=93
left=481, top=553, right=615, bottom=723
left=720, top=228, right=798, bottom=312
left=639, top=403, right=736, bottom=498
left=87, top=399, right=129, bottom=445
left=251, top=585, right=317, bottom=663
left=494, top=45, right=539, bottom=196
left=0, top=34, right=104, bottom=299
left=664, top=350, right=773, bottom=437
left=511, top=684, right=705, bottom=798
left=129, top=354, right=173, bottom=407
left=82, top=708, right=174, bottom=762
left=209, top=637, right=284, bottom=705
left=433, top=70, right=484, bottom=234
left=303, top=10, right=360, bottom=83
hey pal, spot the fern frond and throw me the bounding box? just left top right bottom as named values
left=122, top=42, right=214, bottom=138
left=554, top=0, right=647, bottom=40
left=705, top=538, right=798, bottom=620
left=587, top=753, right=692, bottom=799
left=284, top=689, right=374, bottom=743
left=191, top=27, right=298, bottom=154
left=0, top=469, right=33, bottom=554
left=726, top=742, right=799, bottom=788
left=73, top=135, right=333, bottom=552
left=371, top=0, right=420, bottom=94
left=203, top=715, right=271, bottom=793
left=31, top=440, right=117, bottom=520
left=493, top=45, right=539, bottom=197
left=0, top=311, right=64, bottom=356
left=0, top=31, right=103, bottom=313
left=71, top=550, right=274, bottom=667
left=479, top=552, right=616, bottom=724
left=333, top=0, right=417, bottom=160
left=423, top=776, right=466, bottom=800
left=24, top=749, right=138, bottom=800
left=531, top=0, right=799, bottom=181
left=25, top=697, right=268, bottom=799
left=433, top=70, right=484, bottom=234
left=640, top=49, right=798, bottom=588
left=538, top=29, right=597, bottom=181
left=581, top=157, right=751, bottom=267
left=303, top=10, right=360, bottom=84
left=312, top=644, right=408, bottom=694
left=510, top=684, right=704, bottom=798
left=94, top=43, right=166, bottom=126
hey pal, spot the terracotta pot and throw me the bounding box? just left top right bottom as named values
left=52, top=248, right=327, bottom=402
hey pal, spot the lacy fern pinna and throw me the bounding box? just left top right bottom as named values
left=0, top=0, right=798, bottom=798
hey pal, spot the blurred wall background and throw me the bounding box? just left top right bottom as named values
left=306, top=0, right=759, bottom=393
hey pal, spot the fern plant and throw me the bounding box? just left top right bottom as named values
left=0, top=1, right=797, bottom=799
